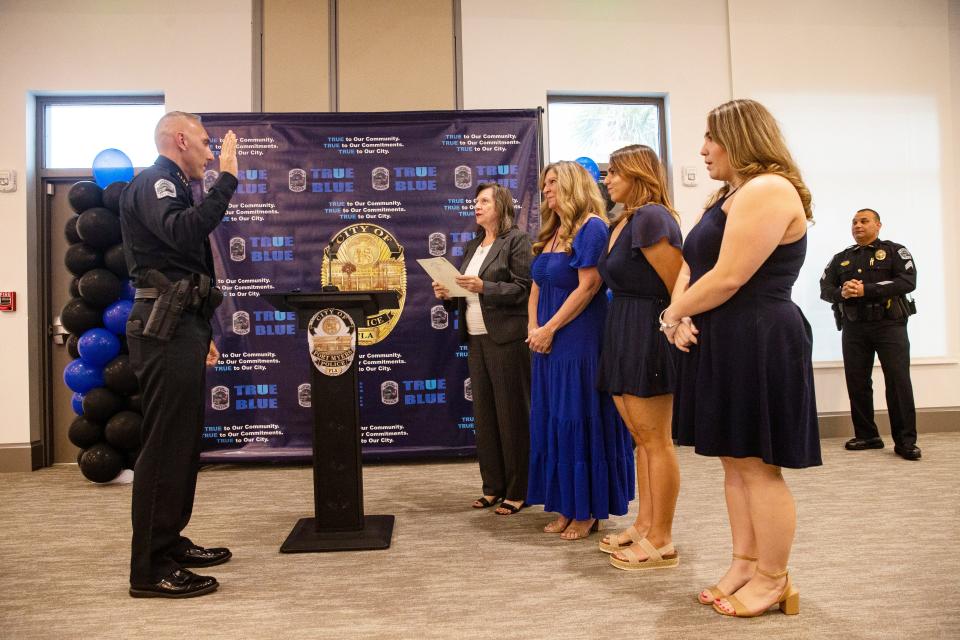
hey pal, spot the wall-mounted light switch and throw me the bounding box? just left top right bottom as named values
left=0, top=170, right=17, bottom=193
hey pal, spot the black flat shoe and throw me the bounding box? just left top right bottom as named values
left=172, top=545, right=232, bottom=567
left=129, top=568, right=218, bottom=599
left=894, top=445, right=922, bottom=460
left=472, top=496, right=502, bottom=509
left=495, top=501, right=526, bottom=515
left=845, top=437, right=884, bottom=451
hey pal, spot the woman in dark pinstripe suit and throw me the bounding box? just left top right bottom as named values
left=432, top=183, right=533, bottom=515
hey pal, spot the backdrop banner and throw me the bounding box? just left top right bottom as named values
left=195, top=110, right=541, bottom=462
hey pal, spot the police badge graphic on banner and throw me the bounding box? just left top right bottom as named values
left=307, top=308, right=357, bottom=376
left=322, top=223, right=406, bottom=346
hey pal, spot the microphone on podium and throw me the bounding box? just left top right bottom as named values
left=322, top=234, right=339, bottom=292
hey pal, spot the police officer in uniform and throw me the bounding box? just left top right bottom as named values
left=820, top=208, right=920, bottom=461
left=121, top=111, right=239, bottom=597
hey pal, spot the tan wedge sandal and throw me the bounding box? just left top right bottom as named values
left=697, top=553, right=757, bottom=605
left=598, top=524, right=644, bottom=554
left=712, top=568, right=799, bottom=617
left=609, top=538, right=678, bottom=571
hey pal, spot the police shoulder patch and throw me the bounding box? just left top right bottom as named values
left=898, top=247, right=912, bottom=260
left=154, top=178, right=176, bottom=199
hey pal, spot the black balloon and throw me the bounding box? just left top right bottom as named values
left=126, top=393, right=142, bottom=412
left=76, top=207, right=121, bottom=250
left=66, top=333, right=80, bottom=359
left=105, top=410, right=142, bottom=450
left=102, top=181, right=127, bottom=214
left=78, top=268, right=122, bottom=308
left=68, top=277, right=80, bottom=298
left=68, top=181, right=103, bottom=214
left=103, top=244, right=129, bottom=279
left=64, top=242, right=102, bottom=276
left=78, top=443, right=123, bottom=483
left=64, top=215, right=82, bottom=244
left=68, top=416, right=104, bottom=449
left=103, top=355, right=138, bottom=395
left=60, top=298, right=102, bottom=335
left=81, top=387, right=123, bottom=423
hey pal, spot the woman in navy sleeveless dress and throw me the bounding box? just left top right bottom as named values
left=595, top=145, right=684, bottom=571
left=526, top=161, right=634, bottom=540
left=662, top=100, right=820, bottom=618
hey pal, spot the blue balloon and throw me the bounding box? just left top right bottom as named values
left=72, top=392, right=85, bottom=416
left=120, top=279, right=136, bottom=301
left=92, top=148, right=135, bottom=188
left=103, top=299, right=133, bottom=335
left=575, top=156, right=601, bottom=181
left=64, top=359, right=105, bottom=394
left=78, top=328, right=121, bottom=367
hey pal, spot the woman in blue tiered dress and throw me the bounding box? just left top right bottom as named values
left=526, top=160, right=635, bottom=540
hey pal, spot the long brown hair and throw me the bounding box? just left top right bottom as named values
left=607, top=144, right=679, bottom=224
left=532, top=161, right=607, bottom=255
left=705, top=99, right=813, bottom=219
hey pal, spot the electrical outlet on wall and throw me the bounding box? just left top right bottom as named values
left=0, top=170, right=17, bottom=192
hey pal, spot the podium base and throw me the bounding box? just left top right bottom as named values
left=279, top=515, right=395, bottom=553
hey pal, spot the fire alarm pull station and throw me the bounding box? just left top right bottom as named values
left=0, top=292, right=16, bottom=312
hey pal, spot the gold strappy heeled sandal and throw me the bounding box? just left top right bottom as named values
left=697, top=553, right=757, bottom=605
left=712, top=567, right=800, bottom=617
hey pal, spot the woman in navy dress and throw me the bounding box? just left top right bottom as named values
left=662, top=99, right=820, bottom=618
left=596, top=145, right=683, bottom=570
left=526, top=161, right=634, bottom=540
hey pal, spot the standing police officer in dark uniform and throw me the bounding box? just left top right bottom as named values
left=121, top=112, right=239, bottom=597
left=820, top=208, right=920, bottom=461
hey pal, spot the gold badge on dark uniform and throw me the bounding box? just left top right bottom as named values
left=840, top=260, right=850, bottom=267
left=875, top=249, right=886, bottom=261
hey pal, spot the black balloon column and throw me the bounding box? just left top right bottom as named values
left=61, top=180, right=142, bottom=483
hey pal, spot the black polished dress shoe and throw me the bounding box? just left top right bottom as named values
left=129, top=568, right=218, bottom=598
left=845, top=437, right=885, bottom=450
left=172, top=545, right=232, bottom=568
left=895, top=445, right=922, bottom=460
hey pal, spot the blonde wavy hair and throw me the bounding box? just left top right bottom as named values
left=607, top=144, right=679, bottom=225
left=533, top=161, right=608, bottom=255
left=705, top=99, right=813, bottom=220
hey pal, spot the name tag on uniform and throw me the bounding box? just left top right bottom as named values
left=154, top=179, right=176, bottom=199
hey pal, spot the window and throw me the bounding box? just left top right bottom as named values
left=547, top=95, right=667, bottom=167
left=43, top=99, right=165, bottom=169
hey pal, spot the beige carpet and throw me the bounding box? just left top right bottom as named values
left=1, top=433, right=958, bottom=639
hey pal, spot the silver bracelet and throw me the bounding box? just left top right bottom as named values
left=658, top=309, right=679, bottom=332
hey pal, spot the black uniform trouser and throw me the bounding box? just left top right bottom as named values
left=126, top=301, right=211, bottom=585
left=841, top=320, right=917, bottom=447
left=467, top=334, right=531, bottom=501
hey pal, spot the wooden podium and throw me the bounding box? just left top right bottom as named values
left=264, top=290, right=398, bottom=553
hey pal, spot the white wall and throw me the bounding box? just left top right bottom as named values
left=461, top=0, right=732, bottom=224
left=728, top=0, right=959, bottom=412
left=461, top=0, right=960, bottom=413
left=0, top=0, right=254, bottom=447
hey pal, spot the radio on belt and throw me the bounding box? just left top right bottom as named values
left=0, top=291, right=15, bottom=312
